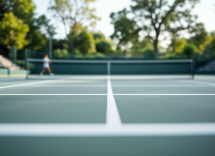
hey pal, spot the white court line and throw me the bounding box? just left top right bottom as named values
left=106, top=76, right=121, bottom=126
left=1, top=94, right=215, bottom=96
left=112, top=85, right=210, bottom=87
left=27, top=85, right=107, bottom=87
left=0, top=78, right=72, bottom=89
left=18, top=85, right=211, bottom=87
left=179, top=80, right=215, bottom=86
left=0, top=94, right=107, bottom=96
left=113, top=94, right=215, bottom=96
left=0, top=123, right=215, bottom=136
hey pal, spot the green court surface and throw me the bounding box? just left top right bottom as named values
left=115, top=96, right=215, bottom=123
left=0, top=96, right=106, bottom=123
left=0, top=75, right=215, bottom=156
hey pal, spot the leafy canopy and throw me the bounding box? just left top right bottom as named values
left=130, top=0, right=200, bottom=52
left=0, top=12, right=29, bottom=49
left=75, top=31, right=96, bottom=54
left=48, top=0, right=100, bottom=37
left=110, top=9, right=141, bottom=50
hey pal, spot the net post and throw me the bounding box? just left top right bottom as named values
left=107, top=61, right=111, bottom=76
left=191, top=59, right=195, bottom=79
left=26, top=59, right=29, bottom=79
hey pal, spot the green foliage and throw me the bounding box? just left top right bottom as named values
left=110, top=9, right=141, bottom=50
left=53, top=49, right=68, bottom=59
left=26, top=14, right=56, bottom=51
left=75, top=31, right=96, bottom=54
left=130, top=0, right=200, bottom=53
left=189, top=23, right=212, bottom=52
left=182, top=44, right=198, bottom=57
left=211, top=31, right=215, bottom=39
left=0, top=12, right=29, bottom=49
left=96, top=40, right=114, bottom=53
left=93, top=32, right=105, bottom=41
left=48, top=0, right=100, bottom=38
left=170, top=38, right=187, bottom=53
left=132, top=45, right=154, bottom=58
left=93, top=32, right=114, bottom=53
left=0, top=0, right=36, bottom=21
left=208, top=39, right=215, bottom=56
left=52, top=39, right=69, bottom=51
left=132, top=38, right=153, bottom=50
left=34, top=15, right=56, bottom=36
left=165, top=10, right=198, bottom=53
left=0, top=0, right=54, bottom=52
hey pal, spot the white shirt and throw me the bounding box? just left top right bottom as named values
left=43, top=58, right=50, bottom=67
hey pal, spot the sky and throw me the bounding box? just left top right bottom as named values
left=33, top=0, right=215, bottom=47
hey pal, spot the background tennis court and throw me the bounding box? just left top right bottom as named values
left=0, top=72, right=215, bottom=156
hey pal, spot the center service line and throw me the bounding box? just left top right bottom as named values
left=106, top=76, right=122, bottom=126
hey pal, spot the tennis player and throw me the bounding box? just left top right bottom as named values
left=40, top=55, right=54, bottom=76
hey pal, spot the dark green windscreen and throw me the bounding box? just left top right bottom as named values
left=29, top=62, right=108, bottom=75
left=111, top=63, right=191, bottom=75
left=28, top=61, right=192, bottom=75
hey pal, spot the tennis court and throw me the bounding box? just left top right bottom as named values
left=0, top=59, right=215, bottom=156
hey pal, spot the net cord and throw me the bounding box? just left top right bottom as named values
left=26, top=58, right=193, bottom=64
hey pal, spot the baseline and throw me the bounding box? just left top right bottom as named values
left=0, top=123, right=215, bottom=136
left=178, top=80, right=215, bottom=86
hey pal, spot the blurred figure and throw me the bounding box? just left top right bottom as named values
left=40, top=55, right=54, bottom=76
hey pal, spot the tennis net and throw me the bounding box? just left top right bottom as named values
left=26, top=58, right=194, bottom=79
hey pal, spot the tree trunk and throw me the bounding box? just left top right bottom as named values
left=173, top=44, right=176, bottom=53
left=70, top=39, right=75, bottom=53
left=70, top=30, right=76, bottom=53
left=154, top=30, right=160, bottom=53
left=153, top=39, right=159, bottom=53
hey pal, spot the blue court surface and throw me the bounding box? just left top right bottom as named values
left=0, top=75, right=215, bottom=156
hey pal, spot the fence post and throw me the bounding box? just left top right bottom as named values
left=10, top=46, right=17, bottom=63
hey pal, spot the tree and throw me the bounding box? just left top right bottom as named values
left=93, top=32, right=114, bottom=53
left=26, top=15, right=56, bottom=51
left=165, top=10, right=197, bottom=53
left=0, top=0, right=36, bottom=21
left=189, top=23, right=212, bottom=53
left=131, top=0, right=200, bottom=53
left=182, top=44, right=198, bottom=57
left=75, top=31, right=96, bottom=54
left=0, top=12, right=29, bottom=58
left=132, top=37, right=153, bottom=50
left=95, top=40, right=114, bottom=53
left=173, top=38, right=187, bottom=53
left=48, top=0, right=100, bottom=52
left=93, top=32, right=105, bottom=41
left=208, top=31, right=215, bottom=56
left=110, top=9, right=141, bottom=51
left=0, top=0, right=55, bottom=52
